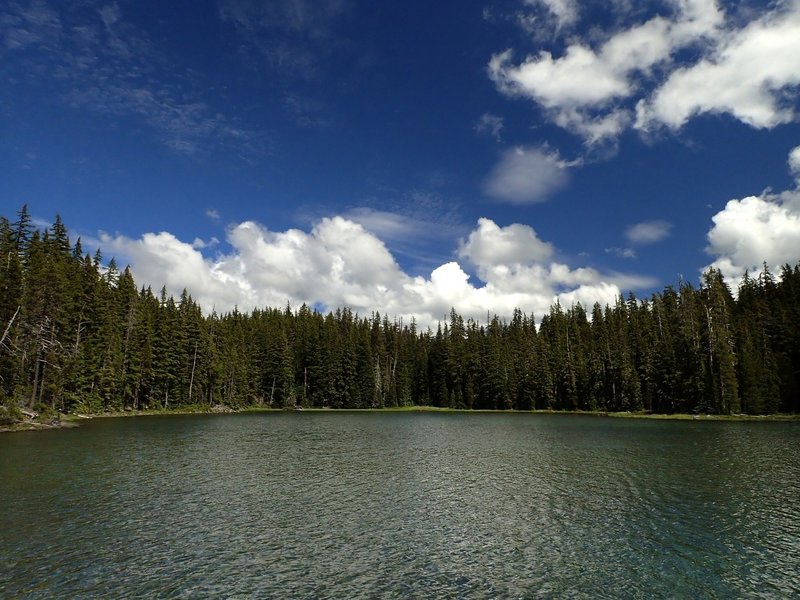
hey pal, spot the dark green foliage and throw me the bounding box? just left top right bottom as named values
left=0, top=209, right=799, bottom=415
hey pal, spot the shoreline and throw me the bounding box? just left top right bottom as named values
left=3, top=406, right=799, bottom=433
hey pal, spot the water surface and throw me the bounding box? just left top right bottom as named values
left=1, top=412, right=798, bottom=598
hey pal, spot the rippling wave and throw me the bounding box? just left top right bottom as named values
left=1, top=413, right=799, bottom=598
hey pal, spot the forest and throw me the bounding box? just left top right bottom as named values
left=1, top=206, right=799, bottom=422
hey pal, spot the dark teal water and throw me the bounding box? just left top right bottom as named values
left=1, top=413, right=799, bottom=598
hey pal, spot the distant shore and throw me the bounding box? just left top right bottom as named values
left=3, top=405, right=799, bottom=433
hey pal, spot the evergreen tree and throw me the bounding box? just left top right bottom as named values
left=701, top=269, right=740, bottom=414
left=3, top=208, right=800, bottom=420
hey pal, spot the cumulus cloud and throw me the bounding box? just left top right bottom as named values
left=100, top=230, right=247, bottom=310
left=706, top=194, right=800, bottom=284
left=705, top=146, right=800, bottom=286
left=491, top=0, right=800, bottom=142
left=459, top=217, right=553, bottom=270
left=490, top=44, right=625, bottom=108
left=102, top=216, right=654, bottom=328
left=490, top=0, right=723, bottom=142
left=637, top=4, right=800, bottom=130
left=483, top=146, right=571, bottom=204
left=625, top=220, right=672, bottom=245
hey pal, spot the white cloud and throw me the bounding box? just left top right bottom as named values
left=100, top=230, right=246, bottom=309
left=625, top=220, right=672, bottom=244
left=489, top=1, right=724, bottom=143
left=557, top=282, right=621, bottom=311
left=483, top=146, right=570, bottom=204
left=705, top=146, right=800, bottom=286
left=706, top=194, right=800, bottom=285
left=488, top=1, right=800, bottom=142
left=459, top=218, right=553, bottom=271
left=206, top=208, right=221, bottom=220
left=638, top=4, right=800, bottom=130
left=102, top=216, right=654, bottom=328
left=490, top=45, right=630, bottom=109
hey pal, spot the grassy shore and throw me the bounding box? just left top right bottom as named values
left=598, top=411, right=800, bottom=421
left=3, top=405, right=798, bottom=433
left=64, top=405, right=800, bottom=420
left=238, top=405, right=800, bottom=421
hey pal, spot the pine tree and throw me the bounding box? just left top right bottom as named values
left=772, top=265, right=800, bottom=412
left=676, top=280, right=708, bottom=413
left=3, top=208, right=800, bottom=419
left=0, top=218, right=24, bottom=401
left=701, top=269, right=740, bottom=414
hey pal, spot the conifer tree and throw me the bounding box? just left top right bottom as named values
left=3, top=208, right=800, bottom=419
left=702, top=269, right=740, bottom=414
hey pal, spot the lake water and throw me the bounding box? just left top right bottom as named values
left=1, top=412, right=799, bottom=598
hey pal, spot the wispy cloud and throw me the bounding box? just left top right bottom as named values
left=790, top=145, right=800, bottom=180
left=525, top=0, right=579, bottom=30
left=283, top=93, right=334, bottom=128
left=1, top=0, right=61, bottom=51
left=192, top=236, right=220, bottom=250
left=65, top=84, right=265, bottom=158
left=0, top=1, right=266, bottom=159
left=606, top=246, right=636, bottom=259
left=474, top=113, right=505, bottom=141
left=218, top=0, right=353, bottom=79
left=336, top=191, right=469, bottom=272
left=219, top=0, right=352, bottom=38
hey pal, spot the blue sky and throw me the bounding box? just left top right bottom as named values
left=2, top=0, right=800, bottom=326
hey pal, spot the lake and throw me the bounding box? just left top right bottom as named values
left=1, top=412, right=799, bottom=598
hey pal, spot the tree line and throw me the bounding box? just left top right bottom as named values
left=1, top=207, right=799, bottom=418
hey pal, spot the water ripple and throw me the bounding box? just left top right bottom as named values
left=1, top=413, right=799, bottom=598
